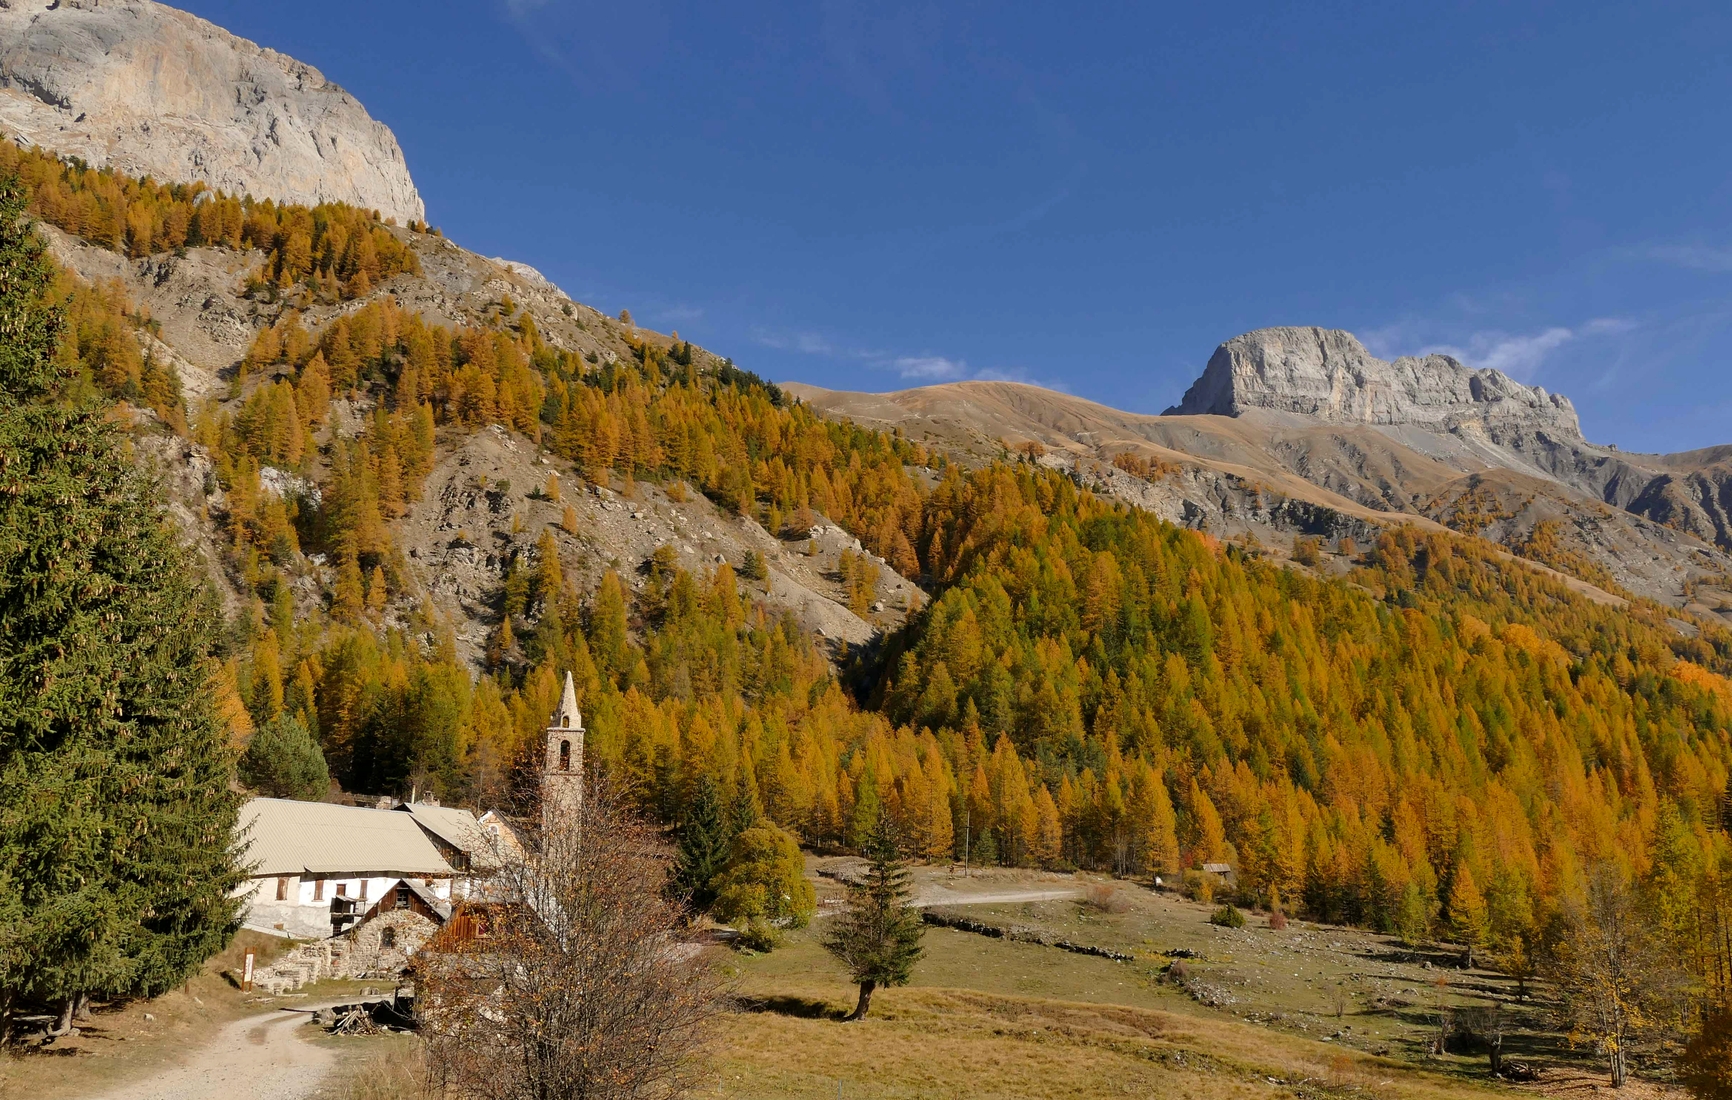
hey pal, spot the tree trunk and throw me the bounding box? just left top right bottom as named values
left=48, top=997, right=75, bottom=1038
left=844, top=980, right=876, bottom=1022
left=1610, top=1044, right=1627, bottom=1088
left=1461, top=945, right=1473, bottom=970
left=73, top=992, right=90, bottom=1021
left=1489, top=1033, right=1502, bottom=1077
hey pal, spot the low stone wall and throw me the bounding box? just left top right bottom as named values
left=920, top=909, right=1135, bottom=962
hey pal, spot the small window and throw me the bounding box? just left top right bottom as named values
left=394, top=883, right=411, bottom=910
left=276, top=876, right=288, bottom=901
left=313, top=879, right=325, bottom=902
left=381, top=928, right=397, bottom=949
left=559, top=739, right=571, bottom=771
left=336, top=882, right=347, bottom=898
left=359, top=879, right=369, bottom=902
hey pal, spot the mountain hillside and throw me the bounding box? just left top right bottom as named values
left=789, top=331, right=1732, bottom=620
left=36, top=213, right=916, bottom=671
left=0, top=0, right=423, bottom=223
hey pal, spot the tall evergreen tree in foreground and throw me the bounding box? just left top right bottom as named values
left=0, top=173, right=242, bottom=1040
left=823, top=808, right=925, bottom=1021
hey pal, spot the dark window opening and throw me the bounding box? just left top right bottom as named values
left=559, top=739, right=571, bottom=771
left=381, top=928, right=397, bottom=949
left=394, top=883, right=411, bottom=910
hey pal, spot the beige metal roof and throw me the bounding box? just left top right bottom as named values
left=396, top=803, right=503, bottom=870
left=237, top=798, right=455, bottom=878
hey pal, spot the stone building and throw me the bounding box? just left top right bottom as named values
left=235, top=798, right=460, bottom=939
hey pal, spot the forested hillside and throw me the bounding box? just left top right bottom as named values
left=19, top=138, right=1732, bottom=1053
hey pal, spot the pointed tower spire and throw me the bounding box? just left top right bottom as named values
left=557, top=670, right=580, bottom=730
left=543, top=670, right=585, bottom=834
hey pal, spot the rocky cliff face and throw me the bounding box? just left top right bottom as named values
left=0, top=0, right=424, bottom=224
left=1166, top=326, right=1584, bottom=442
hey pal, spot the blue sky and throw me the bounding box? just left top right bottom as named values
left=183, top=1, right=1732, bottom=453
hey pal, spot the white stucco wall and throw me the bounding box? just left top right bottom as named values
left=235, top=873, right=453, bottom=938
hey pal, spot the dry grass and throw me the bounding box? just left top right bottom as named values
left=716, top=980, right=1511, bottom=1100
left=719, top=919, right=1523, bottom=1100
left=325, top=1035, right=425, bottom=1100
left=1082, top=882, right=1132, bottom=914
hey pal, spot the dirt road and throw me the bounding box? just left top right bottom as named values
left=912, top=887, right=1081, bottom=907
left=82, top=1000, right=345, bottom=1100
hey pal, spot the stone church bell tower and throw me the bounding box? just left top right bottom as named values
left=542, top=671, right=584, bottom=835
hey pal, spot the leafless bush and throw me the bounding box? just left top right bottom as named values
left=1328, top=984, right=1352, bottom=1019
left=1082, top=883, right=1131, bottom=914
left=418, top=782, right=721, bottom=1100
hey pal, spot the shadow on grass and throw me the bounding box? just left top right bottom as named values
left=735, top=994, right=848, bottom=1021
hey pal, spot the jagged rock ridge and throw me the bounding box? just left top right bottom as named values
left=1166, top=326, right=1583, bottom=442
left=0, top=0, right=424, bottom=224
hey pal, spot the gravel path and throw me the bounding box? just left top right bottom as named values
left=912, top=887, right=1081, bottom=908
left=81, top=1000, right=347, bottom=1100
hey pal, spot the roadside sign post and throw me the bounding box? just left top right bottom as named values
left=243, top=950, right=254, bottom=992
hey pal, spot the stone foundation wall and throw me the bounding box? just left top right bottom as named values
left=344, top=909, right=438, bottom=978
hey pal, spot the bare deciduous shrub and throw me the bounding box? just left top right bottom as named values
left=418, top=783, right=720, bottom=1100
left=1082, top=883, right=1131, bottom=914
left=1328, top=984, right=1352, bottom=1019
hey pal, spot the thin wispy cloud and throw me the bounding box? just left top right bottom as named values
left=752, top=326, right=1064, bottom=390
left=1640, top=244, right=1732, bottom=272
left=1421, top=327, right=1574, bottom=379
left=1366, top=318, right=1634, bottom=383
left=894, top=355, right=967, bottom=380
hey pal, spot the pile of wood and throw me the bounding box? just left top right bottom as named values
left=316, top=995, right=417, bottom=1036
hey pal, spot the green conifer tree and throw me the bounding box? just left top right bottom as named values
left=238, top=715, right=330, bottom=801
left=731, top=758, right=764, bottom=837
left=0, top=173, right=242, bottom=1038
left=823, top=808, right=925, bottom=1021
left=673, top=775, right=730, bottom=912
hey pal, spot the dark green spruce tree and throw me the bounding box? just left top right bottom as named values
left=672, top=775, right=731, bottom=912
left=0, top=173, right=242, bottom=1040
left=823, top=808, right=925, bottom=1021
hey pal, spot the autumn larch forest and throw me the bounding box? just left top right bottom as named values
left=10, top=136, right=1732, bottom=1074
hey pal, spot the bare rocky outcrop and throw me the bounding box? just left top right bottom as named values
left=789, top=368, right=1732, bottom=617
left=1166, top=326, right=1585, bottom=442
left=0, top=0, right=424, bottom=223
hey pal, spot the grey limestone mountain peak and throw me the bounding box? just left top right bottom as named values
left=0, top=0, right=424, bottom=224
left=1165, top=326, right=1584, bottom=442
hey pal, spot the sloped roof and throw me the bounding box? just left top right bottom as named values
left=396, top=803, right=503, bottom=870
left=238, top=798, right=455, bottom=878
left=404, top=878, right=454, bottom=922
